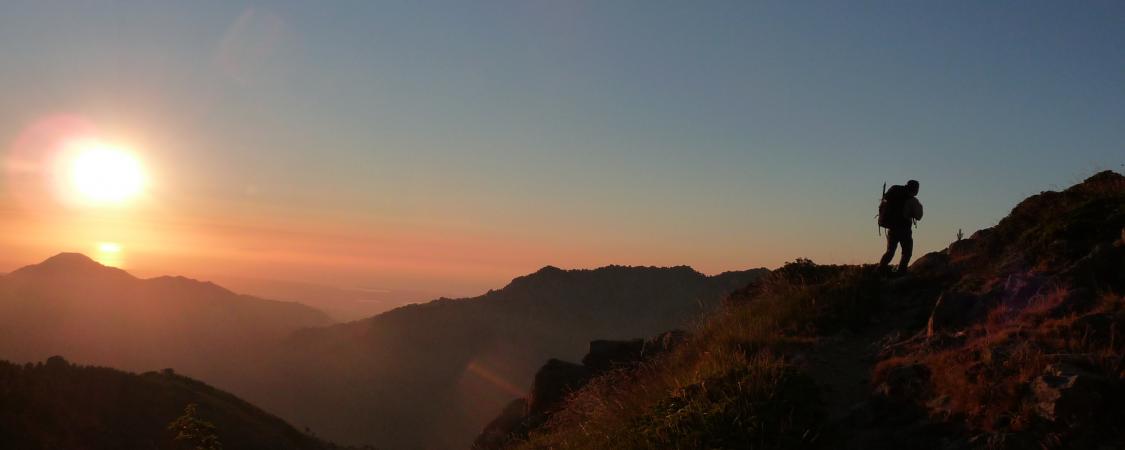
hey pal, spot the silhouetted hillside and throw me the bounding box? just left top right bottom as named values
left=0, top=253, right=334, bottom=384
left=255, top=265, right=767, bottom=449
left=0, top=355, right=340, bottom=450
left=478, top=171, right=1125, bottom=449
left=205, top=275, right=435, bottom=322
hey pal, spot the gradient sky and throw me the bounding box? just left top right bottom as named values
left=1, top=1, right=1123, bottom=296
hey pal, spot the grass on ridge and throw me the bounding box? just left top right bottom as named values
left=515, top=261, right=883, bottom=450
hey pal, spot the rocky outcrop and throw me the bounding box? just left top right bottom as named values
left=473, top=330, right=687, bottom=449
left=527, top=359, right=593, bottom=415
left=582, top=330, right=687, bottom=371
left=870, top=171, right=1125, bottom=448
left=1030, top=364, right=1111, bottom=423
left=581, top=339, right=645, bottom=371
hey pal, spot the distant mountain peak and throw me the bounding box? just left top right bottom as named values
left=495, top=264, right=730, bottom=296
left=40, top=252, right=100, bottom=268
left=9, top=252, right=133, bottom=279
left=535, top=265, right=564, bottom=274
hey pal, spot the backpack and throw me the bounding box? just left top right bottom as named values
left=878, top=185, right=910, bottom=229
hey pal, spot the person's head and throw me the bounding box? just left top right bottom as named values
left=906, top=180, right=920, bottom=196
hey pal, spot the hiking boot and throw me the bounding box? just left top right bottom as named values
left=877, top=265, right=893, bottom=277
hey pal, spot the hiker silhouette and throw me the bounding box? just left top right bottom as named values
left=877, top=179, right=923, bottom=275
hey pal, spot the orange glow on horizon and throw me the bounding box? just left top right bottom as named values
left=0, top=115, right=788, bottom=296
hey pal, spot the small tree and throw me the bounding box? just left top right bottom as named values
left=167, top=403, right=223, bottom=450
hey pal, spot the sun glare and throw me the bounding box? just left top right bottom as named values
left=94, top=241, right=124, bottom=267
left=70, top=142, right=146, bottom=204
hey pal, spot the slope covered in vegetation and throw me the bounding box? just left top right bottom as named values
left=0, top=356, right=344, bottom=450
left=480, top=171, right=1125, bottom=449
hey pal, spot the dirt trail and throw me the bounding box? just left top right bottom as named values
left=803, top=332, right=879, bottom=423
left=802, top=281, right=930, bottom=425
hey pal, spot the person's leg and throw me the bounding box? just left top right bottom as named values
left=879, top=229, right=899, bottom=269
left=897, top=229, right=914, bottom=273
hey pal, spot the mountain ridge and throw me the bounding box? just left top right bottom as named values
left=0, top=251, right=768, bottom=449
left=2, top=252, right=332, bottom=318
left=256, top=263, right=768, bottom=449
left=476, top=170, right=1125, bottom=449
left=0, top=253, right=335, bottom=389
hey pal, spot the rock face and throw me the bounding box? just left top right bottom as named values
left=473, top=330, right=687, bottom=449
left=582, top=339, right=646, bottom=371
left=582, top=330, right=687, bottom=371
left=647, top=330, right=689, bottom=355
left=1031, top=365, right=1109, bottom=423
left=527, top=359, right=593, bottom=415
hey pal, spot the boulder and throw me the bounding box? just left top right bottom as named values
left=479, top=330, right=691, bottom=447
left=582, top=339, right=645, bottom=371
left=644, top=330, right=687, bottom=355
left=526, top=359, right=593, bottom=415
left=909, top=251, right=950, bottom=276
left=1031, top=365, right=1109, bottom=422
left=581, top=330, right=687, bottom=371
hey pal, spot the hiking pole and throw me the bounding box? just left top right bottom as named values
left=876, top=182, right=886, bottom=236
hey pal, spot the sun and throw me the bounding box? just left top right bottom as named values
left=70, top=141, right=146, bottom=204
left=94, top=242, right=124, bottom=267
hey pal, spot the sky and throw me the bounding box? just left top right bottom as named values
left=0, top=1, right=1123, bottom=297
